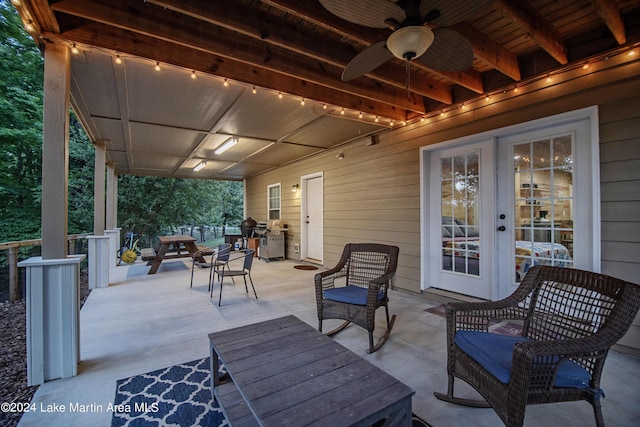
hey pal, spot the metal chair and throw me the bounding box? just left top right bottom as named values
left=189, top=243, right=231, bottom=288
left=314, top=243, right=399, bottom=353
left=211, top=249, right=257, bottom=306
left=434, top=265, right=640, bottom=427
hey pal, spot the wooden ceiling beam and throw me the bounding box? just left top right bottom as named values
left=50, top=0, right=430, bottom=114
left=45, top=24, right=412, bottom=122
left=450, top=22, right=521, bottom=82
left=590, top=0, right=626, bottom=45
left=261, top=0, right=485, bottom=94
left=494, top=0, right=568, bottom=65
left=145, top=0, right=452, bottom=104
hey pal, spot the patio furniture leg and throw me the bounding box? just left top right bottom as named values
left=366, top=314, right=396, bottom=354
left=325, top=320, right=352, bottom=336
left=248, top=274, right=257, bottom=299
left=433, top=377, right=491, bottom=408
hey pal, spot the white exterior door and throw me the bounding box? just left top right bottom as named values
left=302, top=173, right=323, bottom=263
left=426, top=140, right=496, bottom=299
left=496, top=114, right=598, bottom=298
left=421, top=107, right=599, bottom=300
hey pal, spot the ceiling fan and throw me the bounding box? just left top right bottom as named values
left=319, top=0, right=494, bottom=82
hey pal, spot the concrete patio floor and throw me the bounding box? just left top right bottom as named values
left=19, top=257, right=640, bottom=426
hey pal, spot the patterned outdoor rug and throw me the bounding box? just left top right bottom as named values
left=425, top=304, right=523, bottom=336
left=112, top=358, right=431, bottom=426
left=111, top=357, right=225, bottom=427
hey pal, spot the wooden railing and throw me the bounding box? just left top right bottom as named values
left=0, top=234, right=90, bottom=302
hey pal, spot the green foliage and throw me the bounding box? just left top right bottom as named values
left=0, top=1, right=244, bottom=246
left=117, top=177, right=244, bottom=245
left=0, top=0, right=44, bottom=241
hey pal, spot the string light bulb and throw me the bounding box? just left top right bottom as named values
left=154, top=61, right=161, bottom=72
left=322, top=103, right=327, bottom=109
left=252, top=86, right=257, bottom=94
left=340, top=107, right=345, bottom=115
left=278, top=92, right=283, bottom=99
left=358, top=112, right=363, bottom=119
left=25, top=21, right=34, bottom=32
left=375, top=116, right=379, bottom=123
left=191, top=70, right=197, bottom=79
left=223, top=79, right=229, bottom=87
left=300, top=98, right=305, bottom=106
left=115, top=54, right=122, bottom=65
left=71, top=43, right=79, bottom=55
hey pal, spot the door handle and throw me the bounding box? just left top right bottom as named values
left=497, top=225, right=506, bottom=231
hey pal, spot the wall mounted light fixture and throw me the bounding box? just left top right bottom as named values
left=337, top=152, right=345, bottom=160
left=291, top=184, right=299, bottom=192
left=193, top=161, right=206, bottom=172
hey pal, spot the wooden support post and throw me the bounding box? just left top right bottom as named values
left=8, top=247, right=18, bottom=302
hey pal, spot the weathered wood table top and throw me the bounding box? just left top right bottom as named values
left=208, top=315, right=414, bottom=427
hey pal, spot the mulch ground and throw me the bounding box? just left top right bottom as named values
left=0, top=269, right=90, bottom=427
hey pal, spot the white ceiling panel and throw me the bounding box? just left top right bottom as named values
left=129, top=122, right=204, bottom=157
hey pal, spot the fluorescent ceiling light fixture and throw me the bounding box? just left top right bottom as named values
left=193, top=161, right=206, bottom=172
left=215, top=137, right=238, bottom=155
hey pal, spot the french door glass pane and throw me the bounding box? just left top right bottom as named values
left=513, top=136, right=574, bottom=282
left=441, top=152, right=480, bottom=276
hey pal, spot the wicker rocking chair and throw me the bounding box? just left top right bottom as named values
left=434, top=265, right=640, bottom=427
left=314, top=243, right=399, bottom=353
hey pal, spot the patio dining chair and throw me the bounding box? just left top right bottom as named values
left=189, top=243, right=231, bottom=288
left=315, top=243, right=399, bottom=353
left=211, top=249, right=257, bottom=306
left=433, top=265, right=640, bottom=427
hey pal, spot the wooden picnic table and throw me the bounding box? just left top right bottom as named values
left=146, top=235, right=205, bottom=274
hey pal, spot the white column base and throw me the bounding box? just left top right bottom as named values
left=18, top=255, right=85, bottom=385
left=87, top=236, right=110, bottom=289
left=104, top=229, right=119, bottom=268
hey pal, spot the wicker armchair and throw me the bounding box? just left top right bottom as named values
left=314, top=243, right=399, bottom=353
left=434, top=265, right=640, bottom=427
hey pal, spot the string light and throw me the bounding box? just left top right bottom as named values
left=358, top=112, right=363, bottom=119
left=582, top=63, right=589, bottom=70
left=546, top=74, right=552, bottom=83
left=278, top=92, right=283, bottom=99
left=485, top=95, right=491, bottom=102
left=252, top=86, right=257, bottom=94
left=70, top=43, right=79, bottom=55
left=300, top=98, right=305, bottom=106
left=375, top=116, right=379, bottom=123
left=154, top=61, right=161, bottom=72
left=340, top=107, right=345, bottom=115
left=191, top=70, right=197, bottom=79
left=223, top=78, right=229, bottom=87
left=114, top=54, right=122, bottom=65
left=322, top=103, right=327, bottom=109
left=25, top=21, right=34, bottom=32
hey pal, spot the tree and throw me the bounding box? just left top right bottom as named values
left=0, top=1, right=244, bottom=247
left=0, top=0, right=44, bottom=241
left=117, top=176, right=243, bottom=246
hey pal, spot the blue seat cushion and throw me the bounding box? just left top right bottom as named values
left=454, top=331, right=591, bottom=388
left=323, top=285, right=384, bottom=305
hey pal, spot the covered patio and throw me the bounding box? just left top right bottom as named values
left=18, top=258, right=640, bottom=426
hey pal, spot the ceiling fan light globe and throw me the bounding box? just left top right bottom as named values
left=386, top=26, right=434, bottom=60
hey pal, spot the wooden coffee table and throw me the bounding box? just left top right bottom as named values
left=208, top=315, right=414, bottom=426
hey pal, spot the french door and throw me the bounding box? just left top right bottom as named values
left=427, top=140, right=496, bottom=299
left=422, top=107, right=599, bottom=300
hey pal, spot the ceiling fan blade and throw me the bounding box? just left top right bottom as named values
left=342, top=41, right=394, bottom=81
left=319, top=0, right=405, bottom=28
left=416, top=28, right=473, bottom=72
left=420, top=0, right=494, bottom=26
